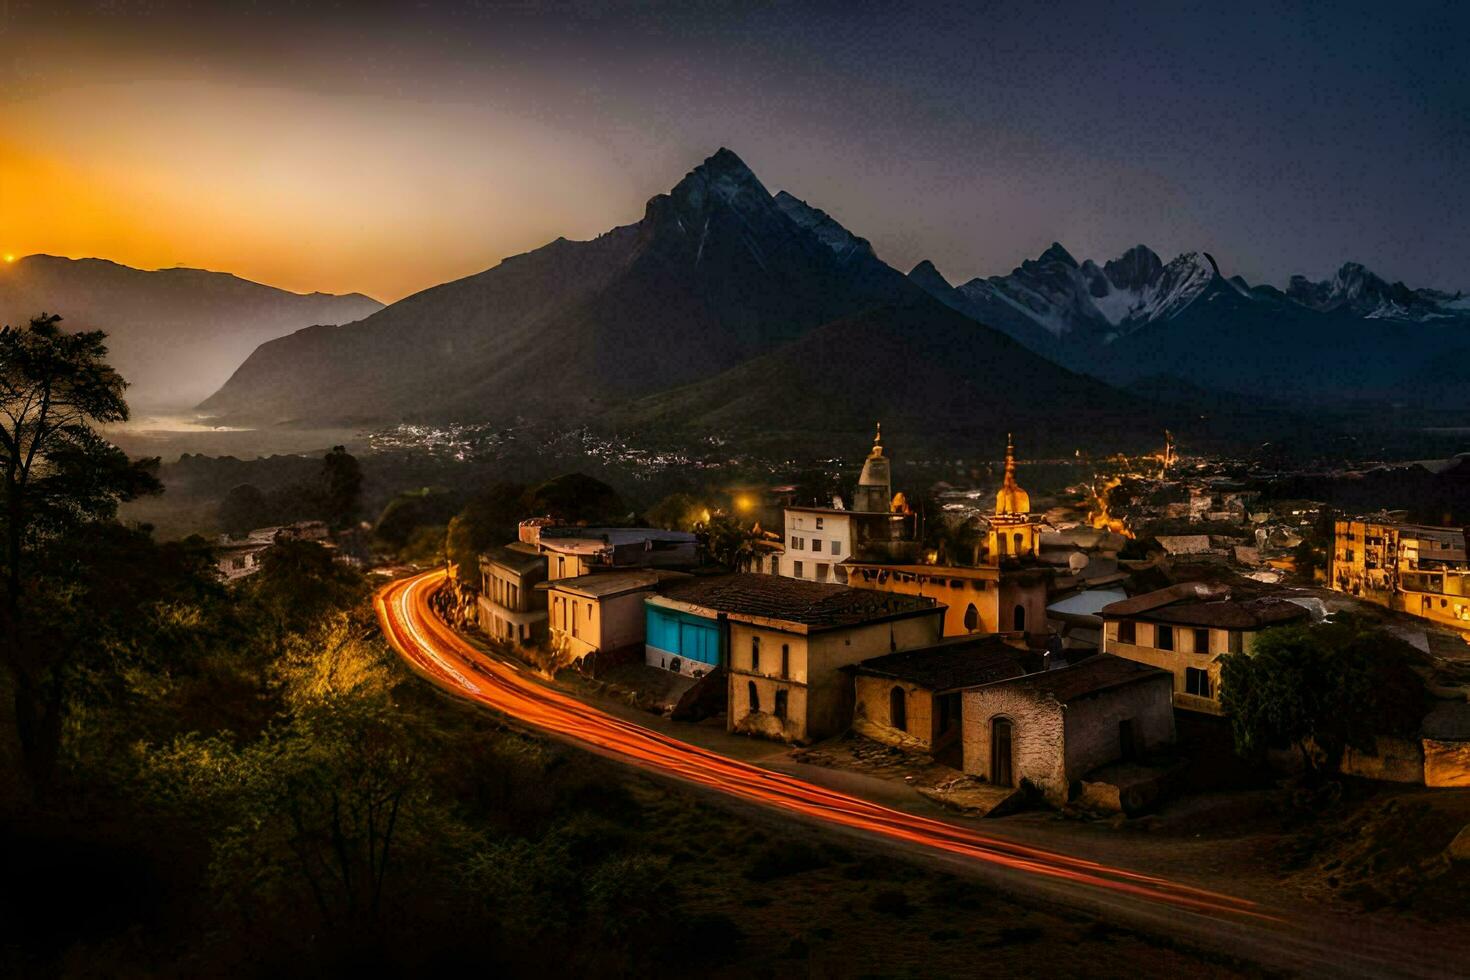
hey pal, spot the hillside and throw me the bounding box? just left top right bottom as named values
left=200, top=149, right=920, bottom=426
left=610, top=297, right=1161, bottom=455
left=0, top=256, right=382, bottom=407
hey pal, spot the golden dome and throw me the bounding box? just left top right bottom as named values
left=994, top=433, right=1030, bottom=516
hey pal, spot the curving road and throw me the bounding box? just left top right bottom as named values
left=377, top=572, right=1263, bottom=909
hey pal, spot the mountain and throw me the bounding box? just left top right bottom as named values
left=200, top=149, right=946, bottom=426
left=609, top=295, right=1158, bottom=454
left=0, top=256, right=382, bottom=407
left=927, top=242, right=1470, bottom=405
left=1284, top=262, right=1464, bottom=320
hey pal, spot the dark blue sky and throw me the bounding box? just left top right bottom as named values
left=5, top=0, right=1467, bottom=298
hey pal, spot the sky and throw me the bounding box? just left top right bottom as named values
left=1, top=0, right=1466, bottom=302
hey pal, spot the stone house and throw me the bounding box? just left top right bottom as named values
left=960, top=655, right=1175, bottom=805
left=847, top=635, right=1028, bottom=752
left=646, top=574, right=943, bottom=742
left=1100, top=583, right=1311, bottom=715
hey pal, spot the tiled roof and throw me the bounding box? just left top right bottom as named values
left=851, top=635, right=1027, bottom=691
left=653, top=574, right=937, bottom=630
left=1101, top=583, right=1310, bottom=630
left=980, top=654, right=1168, bottom=703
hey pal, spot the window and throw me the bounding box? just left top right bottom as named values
left=963, top=603, right=979, bottom=632
left=1193, top=628, right=1210, bottom=654
left=815, top=517, right=824, bottom=530
left=889, top=686, right=907, bottom=732
left=1156, top=625, right=1174, bottom=651
left=831, top=539, right=840, bottom=555
left=810, top=538, right=822, bottom=551
left=748, top=681, right=761, bottom=713
left=1117, top=620, right=1136, bottom=644
left=996, top=534, right=1008, bottom=556
left=1185, top=666, right=1213, bottom=698
left=791, top=536, right=804, bottom=550
left=774, top=689, right=788, bottom=720
left=793, top=561, right=804, bottom=578
left=1228, top=630, right=1243, bottom=654
left=1012, top=604, right=1026, bottom=632
left=1013, top=532, right=1024, bottom=554
left=751, top=636, right=761, bottom=672
left=780, top=644, right=790, bottom=679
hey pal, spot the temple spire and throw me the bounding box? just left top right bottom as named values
left=869, top=421, right=884, bottom=458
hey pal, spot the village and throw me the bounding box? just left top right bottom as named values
left=212, top=426, right=1458, bottom=832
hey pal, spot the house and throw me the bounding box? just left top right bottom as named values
left=1331, top=519, right=1470, bottom=635
left=477, top=544, right=548, bottom=644
left=213, top=520, right=331, bottom=582
left=845, top=561, right=1050, bottom=637
left=534, top=525, right=698, bottom=581
left=847, top=635, right=1028, bottom=752
left=776, top=426, right=919, bottom=582
left=644, top=574, right=944, bottom=742
left=545, top=570, right=665, bottom=666
left=960, top=655, right=1175, bottom=806
left=1100, top=583, right=1312, bottom=714
left=1045, top=586, right=1130, bottom=652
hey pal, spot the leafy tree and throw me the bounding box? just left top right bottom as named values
left=445, top=482, right=527, bottom=584
left=525, top=473, right=625, bottom=525
left=218, top=483, right=270, bottom=535
left=1219, top=616, right=1426, bottom=774
left=245, top=539, right=368, bottom=636
left=321, top=445, right=363, bottom=529
left=696, top=513, right=755, bottom=571
left=372, top=487, right=459, bottom=550
left=645, top=492, right=705, bottom=532
left=0, top=314, right=161, bottom=790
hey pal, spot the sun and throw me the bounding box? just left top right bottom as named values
left=2, top=254, right=14, bottom=264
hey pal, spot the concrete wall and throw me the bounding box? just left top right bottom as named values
left=1062, top=675, right=1175, bottom=779
left=998, top=577, right=1048, bottom=635
left=961, top=685, right=1067, bottom=801
left=780, top=510, right=851, bottom=582
left=1103, top=619, right=1257, bottom=716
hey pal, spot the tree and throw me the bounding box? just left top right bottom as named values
left=321, top=445, right=363, bottom=529
left=1219, top=616, right=1426, bottom=775
left=645, top=492, right=704, bottom=532
left=0, top=314, right=161, bottom=790
left=445, top=482, right=527, bottom=585
left=525, top=473, right=625, bottom=525
left=218, top=483, right=270, bottom=535
left=696, top=513, right=755, bottom=571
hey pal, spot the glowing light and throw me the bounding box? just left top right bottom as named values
left=376, top=570, right=1275, bottom=923
left=3, top=255, right=13, bottom=263
left=734, top=494, right=755, bottom=513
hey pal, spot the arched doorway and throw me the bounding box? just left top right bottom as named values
left=990, top=717, right=1014, bottom=787
left=889, top=686, right=907, bottom=732
left=1013, top=531, right=1024, bottom=555
left=963, top=603, right=979, bottom=632
left=1013, top=603, right=1026, bottom=632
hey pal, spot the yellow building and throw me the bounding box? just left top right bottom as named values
left=1330, top=519, right=1470, bottom=635
left=844, top=435, right=1051, bottom=638
left=987, top=434, right=1044, bottom=561
left=1100, top=584, right=1311, bottom=714
left=650, top=575, right=944, bottom=743
left=546, top=571, right=664, bottom=666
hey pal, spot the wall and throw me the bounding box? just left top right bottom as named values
left=644, top=603, right=723, bottom=677
left=600, top=590, right=652, bottom=652
left=849, top=567, right=998, bottom=636
left=780, top=510, right=851, bottom=583
left=853, top=673, right=940, bottom=748
left=998, top=575, right=1048, bottom=635
left=961, top=685, right=1067, bottom=802
left=1423, top=739, right=1470, bottom=788
left=1103, top=619, right=1249, bottom=716
left=1062, top=675, right=1175, bottom=779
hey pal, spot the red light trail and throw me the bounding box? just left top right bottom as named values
left=376, top=570, right=1271, bottom=921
